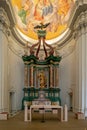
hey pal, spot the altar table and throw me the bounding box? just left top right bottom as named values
left=29, top=105, right=63, bottom=122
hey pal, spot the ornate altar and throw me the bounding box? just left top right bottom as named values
left=22, top=23, right=62, bottom=109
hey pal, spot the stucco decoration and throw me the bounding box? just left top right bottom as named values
left=11, top=0, right=75, bottom=40
left=8, top=37, right=25, bottom=57
left=55, top=38, right=76, bottom=58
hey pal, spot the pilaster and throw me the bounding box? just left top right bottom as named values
left=84, top=11, right=87, bottom=116
left=0, top=8, right=9, bottom=112
left=73, top=10, right=87, bottom=116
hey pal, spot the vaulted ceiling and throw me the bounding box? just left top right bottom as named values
left=0, top=0, right=87, bottom=49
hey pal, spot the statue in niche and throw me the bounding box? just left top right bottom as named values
left=38, top=71, right=47, bottom=88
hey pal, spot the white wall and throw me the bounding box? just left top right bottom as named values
left=59, top=50, right=76, bottom=110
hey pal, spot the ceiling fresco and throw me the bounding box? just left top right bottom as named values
left=11, top=0, right=75, bottom=40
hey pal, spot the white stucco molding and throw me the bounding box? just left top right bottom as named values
left=73, top=10, right=87, bottom=40
left=56, top=39, right=76, bottom=58
left=8, top=36, right=25, bottom=57
left=6, top=0, right=16, bottom=24
left=0, top=8, right=25, bottom=57
left=69, top=0, right=87, bottom=25
left=0, top=8, right=10, bottom=27
left=12, top=27, right=31, bottom=46
left=0, top=8, right=10, bottom=37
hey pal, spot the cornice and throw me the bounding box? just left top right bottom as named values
left=73, top=10, right=87, bottom=39
left=0, top=8, right=11, bottom=37
left=0, top=8, right=10, bottom=27
left=69, top=0, right=87, bottom=29
left=12, top=27, right=26, bottom=46
left=0, top=0, right=16, bottom=26
left=6, top=0, right=16, bottom=24
left=74, top=11, right=87, bottom=27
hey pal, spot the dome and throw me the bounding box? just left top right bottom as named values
left=11, top=0, right=75, bottom=44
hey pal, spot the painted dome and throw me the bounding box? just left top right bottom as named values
left=11, top=0, right=75, bottom=41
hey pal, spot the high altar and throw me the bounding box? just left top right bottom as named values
left=22, top=24, right=62, bottom=109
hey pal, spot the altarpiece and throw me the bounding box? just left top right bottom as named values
left=22, top=24, right=61, bottom=109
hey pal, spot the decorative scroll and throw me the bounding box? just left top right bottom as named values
left=30, top=42, right=39, bottom=55
left=44, top=41, right=54, bottom=56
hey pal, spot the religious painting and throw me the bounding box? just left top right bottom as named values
left=11, top=0, right=75, bottom=40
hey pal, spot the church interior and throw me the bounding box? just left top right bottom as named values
left=0, top=0, right=87, bottom=129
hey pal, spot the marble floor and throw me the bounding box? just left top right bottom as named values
left=0, top=111, right=87, bottom=130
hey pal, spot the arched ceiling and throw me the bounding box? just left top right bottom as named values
left=1, top=0, right=87, bottom=57
left=11, top=0, right=75, bottom=44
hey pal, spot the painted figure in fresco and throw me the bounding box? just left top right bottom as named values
left=18, top=0, right=58, bottom=32
left=45, top=0, right=59, bottom=32
left=33, top=0, right=60, bottom=32
left=18, top=0, right=35, bottom=31
left=16, top=0, right=74, bottom=34
left=38, top=71, right=46, bottom=88
left=58, top=0, right=74, bottom=24
left=18, top=0, right=33, bottom=24
left=34, top=0, right=53, bottom=21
